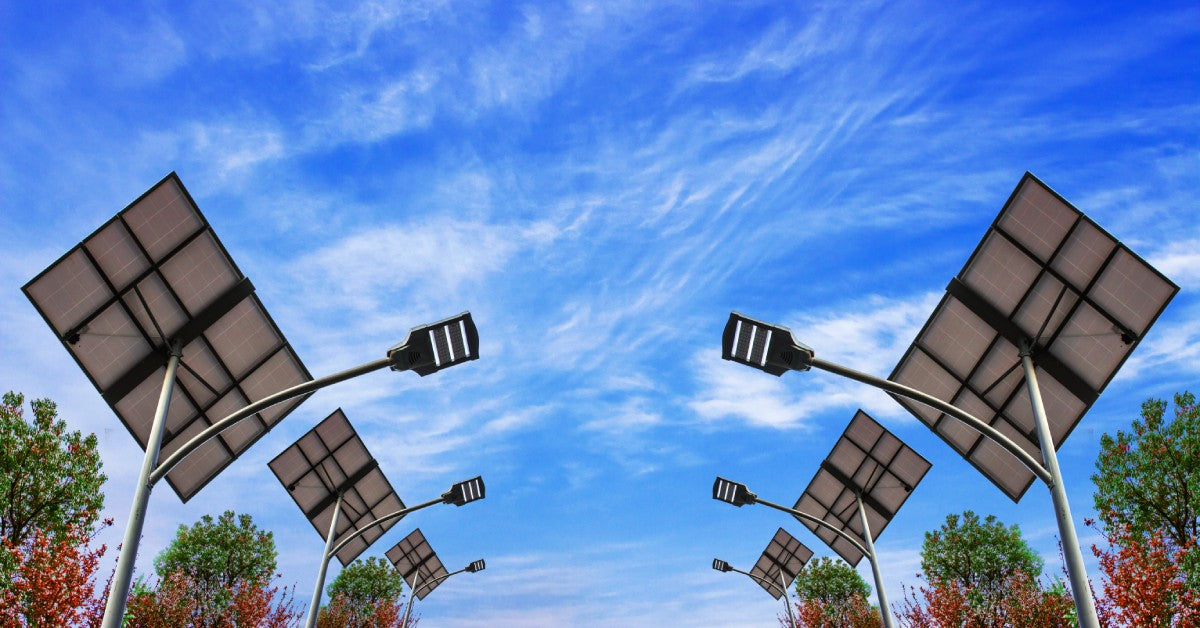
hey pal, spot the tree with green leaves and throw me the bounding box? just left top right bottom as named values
left=1091, top=390, right=1198, bottom=587
left=789, top=556, right=878, bottom=627
left=318, top=556, right=410, bottom=627
left=127, top=510, right=298, bottom=626
left=0, top=391, right=110, bottom=625
left=897, top=510, right=1071, bottom=626
left=1089, top=390, right=1199, bottom=624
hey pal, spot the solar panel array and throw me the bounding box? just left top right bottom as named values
left=793, top=410, right=931, bottom=566
left=23, top=173, right=312, bottom=501
left=387, top=528, right=449, bottom=601
left=269, top=409, right=405, bottom=566
left=889, top=173, right=1178, bottom=501
left=749, top=528, right=813, bottom=600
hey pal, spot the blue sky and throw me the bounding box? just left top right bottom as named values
left=1, top=1, right=1197, bottom=625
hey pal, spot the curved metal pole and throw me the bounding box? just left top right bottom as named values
left=412, top=567, right=467, bottom=599
left=808, top=357, right=1053, bottom=486
left=1020, top=348, right=1099, bottom=628
left=327, top=497, right=444, bottom=560
left=753, top=497, right=870, bottom=559
left=304, top=493, right=344, bottom=628
left=150, top=357, right=392, bottom=485
left=101, top=349, right=181, bottom=628
left=856, top=494, right=894, bottom=628
left=729, top=567, right=795, bottom=627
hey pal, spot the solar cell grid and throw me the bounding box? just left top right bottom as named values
left=386, top=529, right=450, bottom=600
left=792, top=410, right=931, bottom=566
left=889, top=173, right=1177, bottom=502
left=748, top=528, right=813, bottom=599
left=23, top=173, right=313, bottom=502
left=269, top=409, right=405, bottom=566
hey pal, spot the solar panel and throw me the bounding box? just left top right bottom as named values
left=269, top=408, right=405, bottom=566
left=793, top=410, right=931, bottom=566
left=749, top=528, right=814, bottom=600
left=386, top=528, right=449, bottom=601
left=889, top=173, right=1178, bottom=501
left=22, top=173, right=312, bottom=501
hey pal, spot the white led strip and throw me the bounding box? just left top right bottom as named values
left=429, top=330, right=442, bottom=367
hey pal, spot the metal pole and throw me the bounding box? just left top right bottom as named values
left=856, top=493, right=894, bottom=628
left=778, top=568, right=797, bottom=627
left=402, top=570, right=420, bottom=627
left=151, top=357, right=393, bottom=486
left=304, top=493, right=344, bottom=628
left=753, top=497, right=870, bottom=559
left=327, top=497, right=444, bottom=560
left=101, top=348, right=181, bottom=628
left=809, top=357, right=1051, bottom=485
left=1019, top=348, right=1099, bottom=628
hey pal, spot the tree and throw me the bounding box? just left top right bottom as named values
left=786, top=556, right=879, bottom=627
left=1089, top=390, right=1199, bottom=625
left=895, top=511, right=1072, bottom=626
left=1091, top=391, right=1199, bottom=588
left=317, top=556, right=408, bottom=627
left=127, top=511, right=299, bottom=626
left=0, top=391, right=110, bottom=625
left=918, top=511, right=1043, bottom=614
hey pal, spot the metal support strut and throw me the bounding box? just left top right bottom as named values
left=304, top=492, right=344, bottom=628
left=856, top=493, right=894, bottom=628
left=101, top=346, right=182, bottom=628
left=1019, top=345, right=1099, bottom=628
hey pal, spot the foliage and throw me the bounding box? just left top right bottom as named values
left=317, top=592, right=410, bottom=628
left=319, top=556, right=407, bottom=625
left=0, top=519, right=110, bottom=626
left=0, top=391, right=110, bottom=626
left=126, top=511, right=295, bottom=626
left=785, top=556, right=879, bottom=627
left=125, top=570, right=300, bottom=627
left=1091, top=391, right=1199, bottom=589
left=895, top=571, right=1073, bottom=627
left=918, top=510, right=1043, bottom=616
left=151, top=510, right=277, bottom=615
left=1088, top=520, right=1198, bottom=627
left=0, top=392, right=106, bottom=571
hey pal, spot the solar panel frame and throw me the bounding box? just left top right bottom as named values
left=748, top=528, right=814, bottom=600
left=22, top=173, right=313, bottom=502
left=792, top=410, right=931, bottom=566
left=269, top=408, right=406, bottom=566
left=888, top=173, right=1178, bottom=502
left=386, top=528, right=450, bottom=601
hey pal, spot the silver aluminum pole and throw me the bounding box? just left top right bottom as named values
left=304, top=493, right=344, bottom=628
left=402, top=571, right=420, bottom=627
left=778, top=569, right=797, bottom=627
left=856, top=493, right=894, bottom=628
left=1019, top=347, right=1099, bottom=628
left=101, top=348, right=181, bottom=628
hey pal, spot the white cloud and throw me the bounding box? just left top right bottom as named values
left=1149, top=238, right=1200, bottom=290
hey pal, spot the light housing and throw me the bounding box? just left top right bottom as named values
left=466, top=559, right=486, bottom=573
left=442, top=476, right=485, bottom=506
left=713, top=476, right=757, bottom=507
left=389, top=312, right=479, bottom=376
left=722, top=312, right=813, bottom=376
left=712, top=558, right=733, bottom=573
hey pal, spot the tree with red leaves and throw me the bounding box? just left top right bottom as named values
left=781, top=556, right=880, bottom=627
left=0, top=391, right=110, bottom=626
left=1089, top=391, right=1199, bottom=625
left=316, top=556, right=413, bottom=627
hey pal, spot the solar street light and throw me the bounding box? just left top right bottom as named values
left=387, top=530, right=486, bottom=627
left=712, top=529, right=812, bottom=627
left=713, top=477, right=887, bottom=627
left=719, top=173, right=1179, bottom=628
left=21, top=173, right=486, bottom=627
